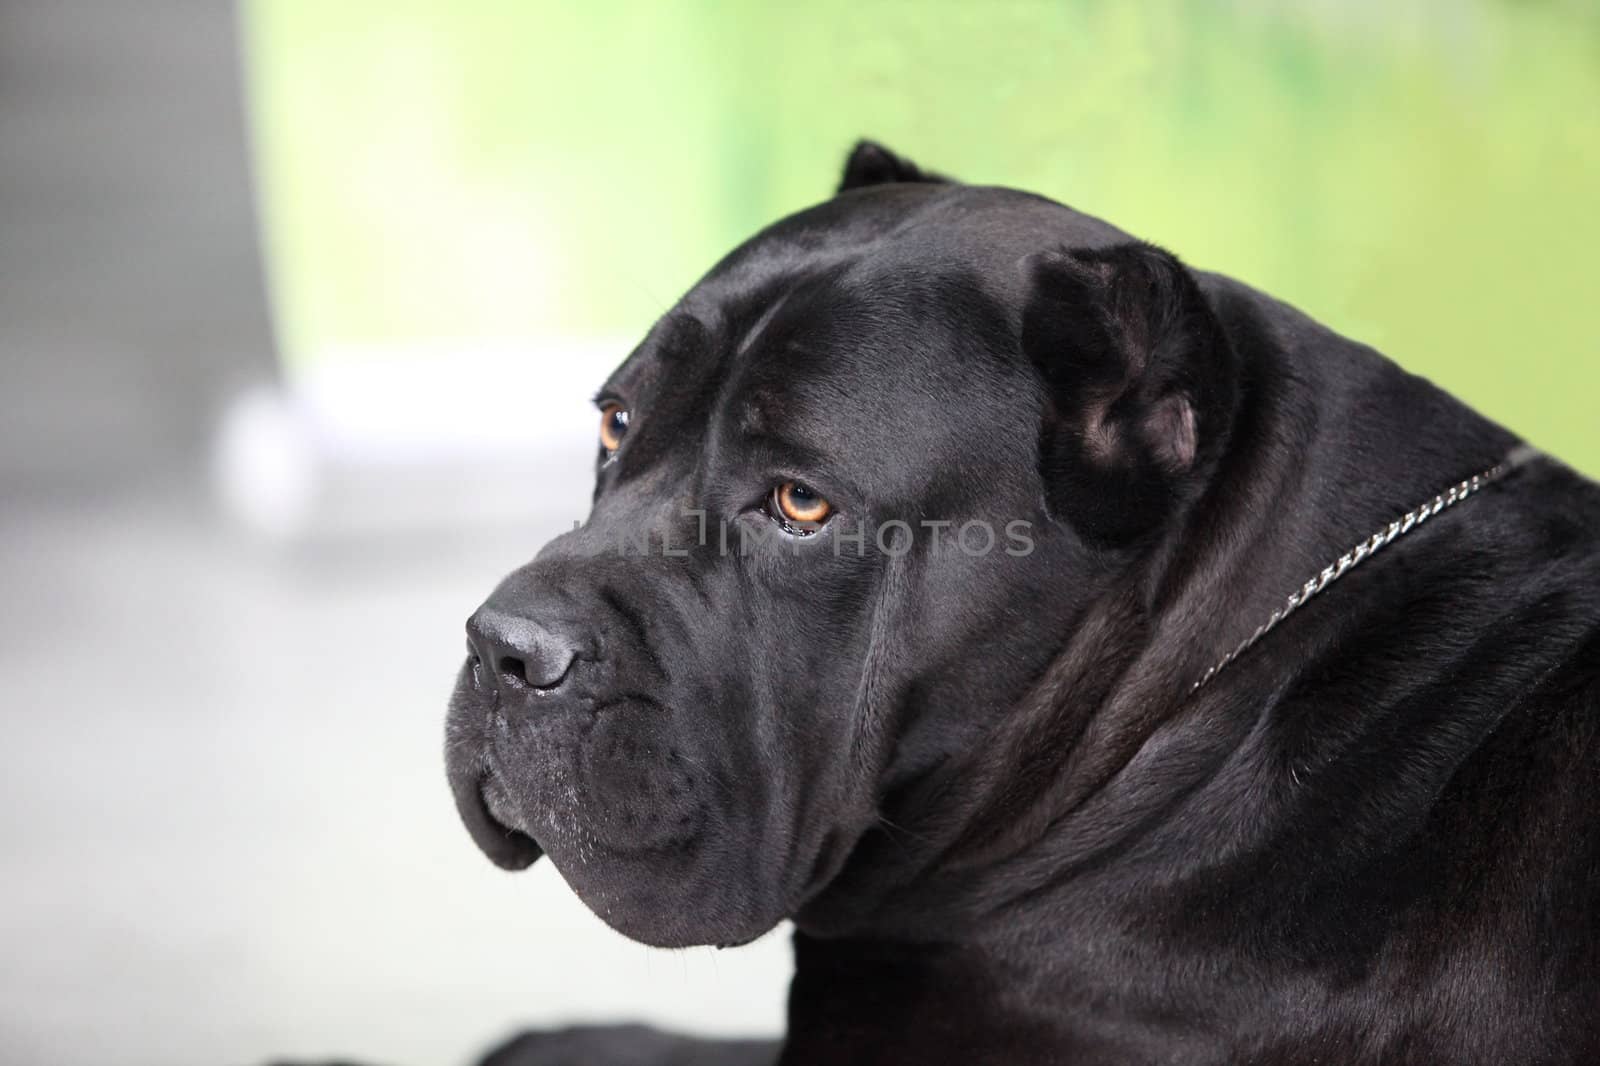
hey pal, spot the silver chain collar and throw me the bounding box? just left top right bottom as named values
left=1191, top=444, right=1541, bottom=693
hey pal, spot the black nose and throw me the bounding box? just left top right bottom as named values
left=466, top=606, right=582, bottom=696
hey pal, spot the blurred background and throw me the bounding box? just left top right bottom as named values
left=2, top=1, right=1596, bottom=1063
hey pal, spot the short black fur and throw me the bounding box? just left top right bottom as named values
left=438, top=142, right=1600, bottom=1066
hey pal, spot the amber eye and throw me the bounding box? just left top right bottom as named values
left=771, top=480, right=833, bottom=527
left=599, top=402, right=629, bottom=453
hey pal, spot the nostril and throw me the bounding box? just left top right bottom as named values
left=467, top=606, right=584, bottom=697
left=495, top=652, right=577, bottom=692
left=497, top=656, right=529, bottom=688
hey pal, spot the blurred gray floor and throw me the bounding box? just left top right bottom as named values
left=0, top=491, right=789, bottom=1066
left=0, top=4, right=788, bottom=1061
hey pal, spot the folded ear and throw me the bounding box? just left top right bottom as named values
left=1020, top=243, right=1238, bottom=544
left=838, top=139, right=951, bottom=193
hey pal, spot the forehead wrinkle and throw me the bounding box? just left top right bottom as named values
left=738, top=373, right=875, bottom=485
left=655, top=308, right=717, bottom=359
left=598, top=308, right=717, bottom=399
left=702, top=351, right=864, bottom=491
left=735, top=288, right=794, bottom=358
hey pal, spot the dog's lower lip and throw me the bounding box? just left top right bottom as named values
left=468, top=772, right=542, bottom=869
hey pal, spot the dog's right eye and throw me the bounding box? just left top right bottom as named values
left=599, top=402, right=630, bottom=454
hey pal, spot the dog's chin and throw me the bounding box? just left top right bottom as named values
left=548, top=839, right=791, bottom=950
left=446, top=682, right=804, bottom=948
left=462, top=767, right=791, bottom=949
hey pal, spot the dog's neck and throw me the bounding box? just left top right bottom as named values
left=777, top=933, right=1063, bottom=1066
left=780, top=279, right=1540, bottom=1062
left=795, top=274, right=1520, bottom=947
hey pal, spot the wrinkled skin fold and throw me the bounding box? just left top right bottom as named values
left=441, top=141, right=1600, bottom=1066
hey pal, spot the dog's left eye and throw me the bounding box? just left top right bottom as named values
left=769, top=480, right=833, bottom=531
left=599, top=402, right=630, bottom=454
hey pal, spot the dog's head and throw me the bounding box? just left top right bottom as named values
left=445, top=142, right=1238, bottom=947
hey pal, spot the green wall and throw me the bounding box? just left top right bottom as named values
left=245, top=1, right=1599, bottom=473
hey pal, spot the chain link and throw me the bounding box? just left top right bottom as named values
left=1191, top=445, right=1540, bottom=693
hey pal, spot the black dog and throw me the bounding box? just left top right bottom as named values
left=445, top=142, right=1600, bottom=1065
